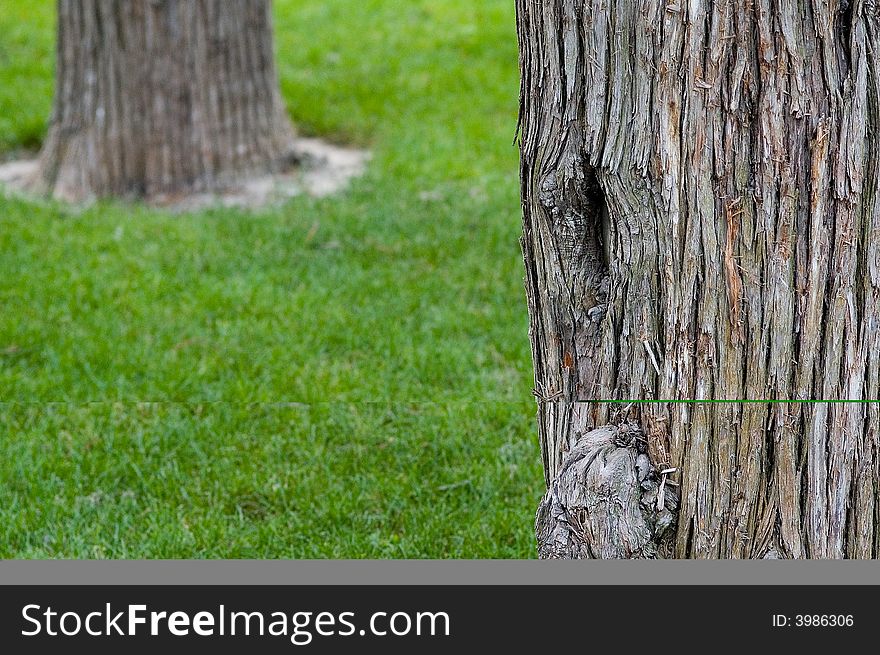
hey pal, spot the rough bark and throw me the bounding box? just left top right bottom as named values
left=35, top=0, right=296, bottom=202
left=536, top=422, right=679, bottom=558
left=518, top=0, right=880, bottom=558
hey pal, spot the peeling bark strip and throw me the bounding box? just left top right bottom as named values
left=36, top=0, right=296, bottom=202
left=517, top=1, right=880, bottom=557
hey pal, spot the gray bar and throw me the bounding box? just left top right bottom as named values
left=1, top=560, right=878, bottom=586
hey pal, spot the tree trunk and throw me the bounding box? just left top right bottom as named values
left=518, top=0, right=880, bottom=558
left=35, top=0, right=296, bottom=202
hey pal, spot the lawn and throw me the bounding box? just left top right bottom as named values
left=0, top=0, right=541, bottom=558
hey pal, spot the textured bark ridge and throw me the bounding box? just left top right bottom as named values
left=517, top=0, right=880, bottom=557
left=536, top=422, right=678, bottom=559
left=35, top=0, right=296, bottom=202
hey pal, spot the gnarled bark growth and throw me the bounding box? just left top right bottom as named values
left=536, top=423, right=678, bottom=559
left=518, top=0, right=880, bottom=558
left=35, top=0, right=296, bottom=202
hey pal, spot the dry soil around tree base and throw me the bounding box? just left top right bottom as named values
left=0, top=137, right=370, bottom=211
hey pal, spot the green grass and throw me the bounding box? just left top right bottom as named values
left=0, top=0, right=541, bottom=558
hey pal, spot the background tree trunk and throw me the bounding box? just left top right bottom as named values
left=518, top=0, right=880, bottom=558
left=35, top=0, right=296, bottom=202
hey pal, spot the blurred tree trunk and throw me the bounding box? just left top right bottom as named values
left=517, top=0, right=880, bottom=558
left=35, top=0, right=295, bottom=202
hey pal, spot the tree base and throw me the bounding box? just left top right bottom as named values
left=0, top=138, right=369, bottom=211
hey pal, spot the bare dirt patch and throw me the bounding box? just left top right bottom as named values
left=0, top=137, right=370, bottom=211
